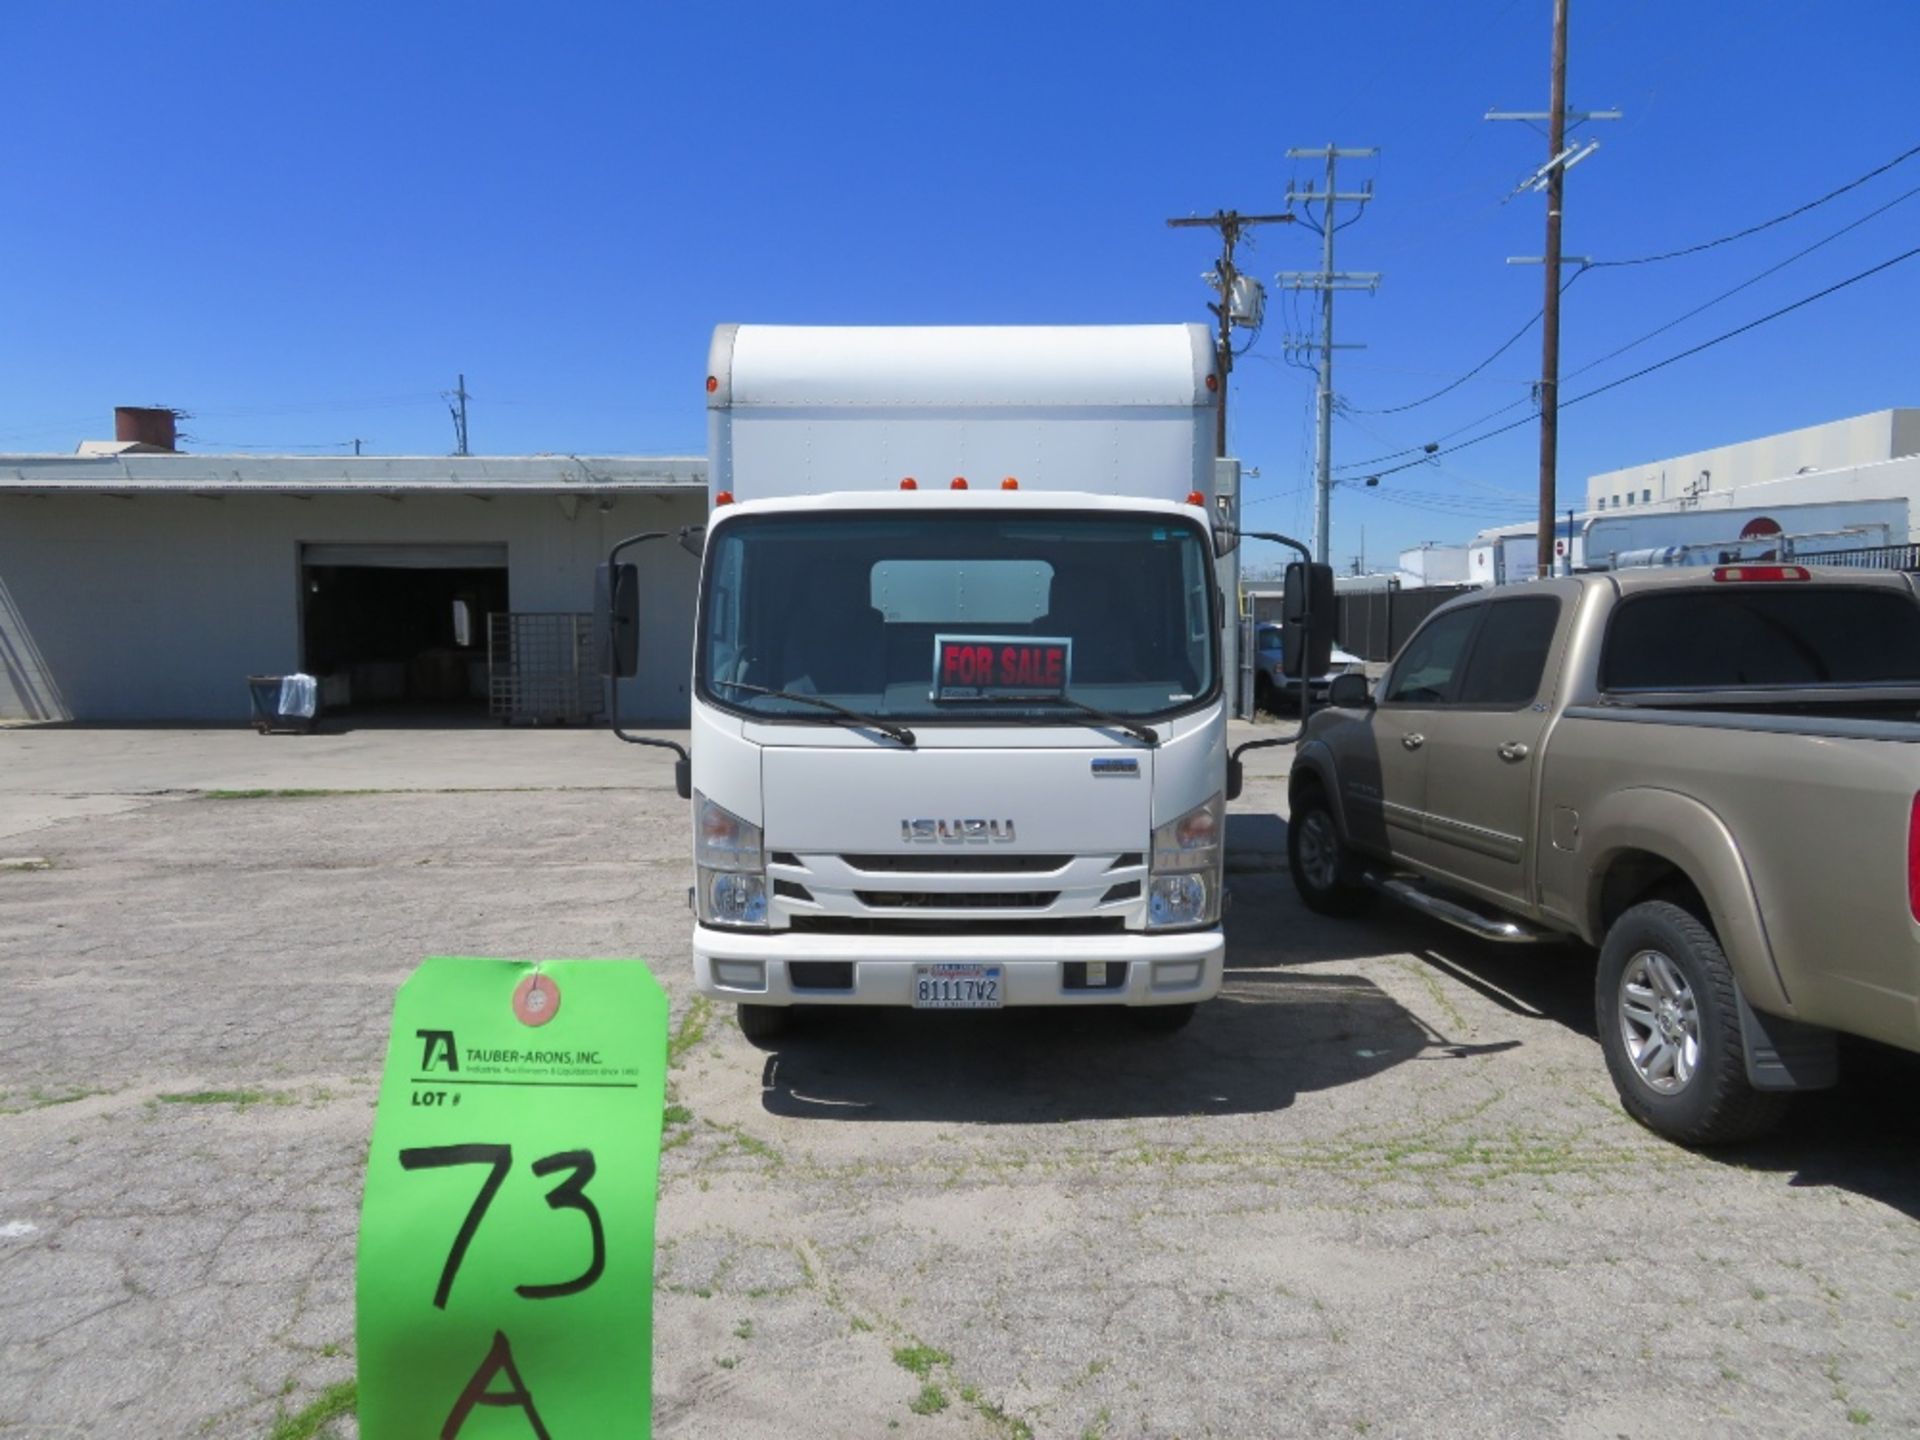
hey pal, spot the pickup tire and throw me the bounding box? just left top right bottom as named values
left=1287, top=790, right=1370, bottom=917
left=736, top=1003, right=792, bottom=1049
left=1594, top=900, right=1786, bottom=1146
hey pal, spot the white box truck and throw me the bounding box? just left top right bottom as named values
left=605, top=323, right=1326, bottom=1045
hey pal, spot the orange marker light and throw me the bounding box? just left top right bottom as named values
left=1204, top=374, right=1219, bottom=392
left=1001, top=477, right=1019, bottom=490
left=705, top=375, right=719, bottom=393
left=714, top=490, right=734, bottom=506
left=900, top=477, right=918, bottom=490
left=951, top=477, right=969, bottom=490
left=1186, top=490, right=1206, bottom=506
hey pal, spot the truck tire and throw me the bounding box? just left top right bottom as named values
left=1594, top=900, right=1786, bottom=1146
left=1287, top=791, right=1370, bottom=917
left=1129, top=1003, right=1197, bottom=1034
left=736, top=1003, right=792, bottom=1049
left=1254, top=673, right=1274, bottom=715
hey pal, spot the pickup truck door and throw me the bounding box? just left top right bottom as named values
left=1417, top=595, right=1564, bottom=904
left=1342, top=604, right=1487, bottom=866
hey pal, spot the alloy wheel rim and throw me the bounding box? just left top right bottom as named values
left=1618, top=949, right=1701, bottom=1094
left=1299, top=811, right=1339, bottom=891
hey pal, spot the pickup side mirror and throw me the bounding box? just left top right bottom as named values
left=1280, top=561, right=1335, bottom=679
left=1327, top=671, right=1372, bottom=709
left=596, top=561, right=641, bottom=678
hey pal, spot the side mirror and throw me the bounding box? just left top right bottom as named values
left=1280, top=561, right=1335, bottom=679
left=1327, top=671, right=1372, bottom=709
left=596, top=561, right=641, bottom=678
left=677, top=525, right=706, bottom=558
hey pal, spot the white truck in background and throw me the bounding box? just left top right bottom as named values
left=603, top=323, right=1329, bottom=1044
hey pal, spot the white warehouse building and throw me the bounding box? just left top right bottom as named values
left=0, top=426, right=705, bottom=723
left=1403, top=409, right=1920, bottom=587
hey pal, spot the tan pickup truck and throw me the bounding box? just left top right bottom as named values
left=1288, top=563, right=1920, bottom=1145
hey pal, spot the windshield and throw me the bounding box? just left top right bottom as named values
left=698, top=510, right=1218, bottom=722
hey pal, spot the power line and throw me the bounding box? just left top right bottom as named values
left=1569, top=179, right=1920, bottom=379
left=1347, top=268, right=1588, bottom=416
left=1165, top=210, right=1295, bottom=457
left=445, top=373, right=471, bottom=456
left=1592, top=139, right=1920, bottom=269
left=1278, top=143, right=1379, bottom=563
left=1333, top=175, right=1920, bottom=475
left=1488, top=0, right=1621, bottom=579
left=1360, top=242, right=1920, bottom=484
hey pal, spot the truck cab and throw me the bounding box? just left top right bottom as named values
left=676, top=324, right=1236, bottom=1043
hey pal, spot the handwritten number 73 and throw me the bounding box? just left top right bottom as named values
left=398, top=1144, right=606, bottom=1309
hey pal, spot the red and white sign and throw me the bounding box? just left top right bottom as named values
left=932, top=635, right=1073, bottom=701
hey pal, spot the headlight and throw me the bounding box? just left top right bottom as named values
left=695, top=792, right=768, bottom=927
left=1148, top=792, right=1224, bottom=930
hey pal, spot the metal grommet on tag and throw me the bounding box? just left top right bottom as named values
left=513, top=972, right=561, bottom=1028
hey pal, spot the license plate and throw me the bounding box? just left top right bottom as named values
left=913, top=964, right=1003, bottom=1010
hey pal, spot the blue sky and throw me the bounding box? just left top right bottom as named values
left=4, top=0, right=1918, bottom=566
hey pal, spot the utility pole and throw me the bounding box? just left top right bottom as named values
left=446, top=373, right=471, bottom=457
left=352, top=438, right=363, bottom=457
left=1490, top=1, right=1619, bottom=577
left=1165, top=210, right=1294, bottom=457
left=1277, top=145, right=1379, bottom=565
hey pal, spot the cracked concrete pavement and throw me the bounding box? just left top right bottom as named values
left=2, top=725, right=1917, bottom=1438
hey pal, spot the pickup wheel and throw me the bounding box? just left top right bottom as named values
left=736, top=1003, right=792, bottom=1049
left=1287, top=791, right=1370, bottom=917
left=1594, top=900, right=1786, bottom=1146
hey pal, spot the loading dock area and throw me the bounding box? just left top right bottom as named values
left=0, top=453, right=705, bottom=723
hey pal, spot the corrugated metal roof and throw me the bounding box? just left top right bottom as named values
left=0, top=452, right=707, bottom=495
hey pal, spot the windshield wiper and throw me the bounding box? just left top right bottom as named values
left=935, top=694, right=1159, bottom=747
left=712, top=680, right=916, bottom=747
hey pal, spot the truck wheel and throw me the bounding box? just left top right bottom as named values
left=1287, top=793, right=1370, bottom=917
left=736, top=1003, right=792, bottom=1049
left=1129, top=1003, right=1197, bottom=1034
left=1594, top=900, right=1786, bottom=1146
left=1254, top=674, right=1274, bottom=715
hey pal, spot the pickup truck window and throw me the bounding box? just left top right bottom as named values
left=1455, top=597, right=1560, bottom=707
left=1602, top=587, right=1920, bottom=691
left=1382, top=606, right=1480, bottom=704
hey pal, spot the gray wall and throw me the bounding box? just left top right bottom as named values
left=0, top=489, right=704, bottom=722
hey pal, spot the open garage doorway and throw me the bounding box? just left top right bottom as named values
left=300, top=543, right=507, bottom=717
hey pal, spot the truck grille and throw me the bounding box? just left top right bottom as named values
left=770, top=850, right=1144, bottom=931
left=855, top=890, right=1057, bottom=910
left=790, top=915, right=1127, bottom=936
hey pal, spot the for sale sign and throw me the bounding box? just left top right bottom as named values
left=932, top=633, right=1073, bottom=701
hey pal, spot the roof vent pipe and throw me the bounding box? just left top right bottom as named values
left=114, top=406, right=178, bottom=451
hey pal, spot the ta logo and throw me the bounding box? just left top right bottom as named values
left=417, top=1029, right=459, bottom=1073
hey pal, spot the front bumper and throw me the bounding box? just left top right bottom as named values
left=693, top=925, right=1224, bottom=1008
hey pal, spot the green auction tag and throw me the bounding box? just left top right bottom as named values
left=357, top=957, right=668, bottom=1439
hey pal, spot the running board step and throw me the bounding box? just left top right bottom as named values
left=1364, top=874, right=1548, bottom=945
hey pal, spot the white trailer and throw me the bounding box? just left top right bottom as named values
left=631, top=324, right=1256, bottom=1043
left=1584, top=497, right=1904, bottom=570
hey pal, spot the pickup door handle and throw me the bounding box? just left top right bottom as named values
left=1498, top=742, right=1530, bottom=763
left=1402, top=733, right=1425, bottom=751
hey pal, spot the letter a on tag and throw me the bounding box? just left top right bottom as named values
left=442, top=1331, right=551, bottom=1440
